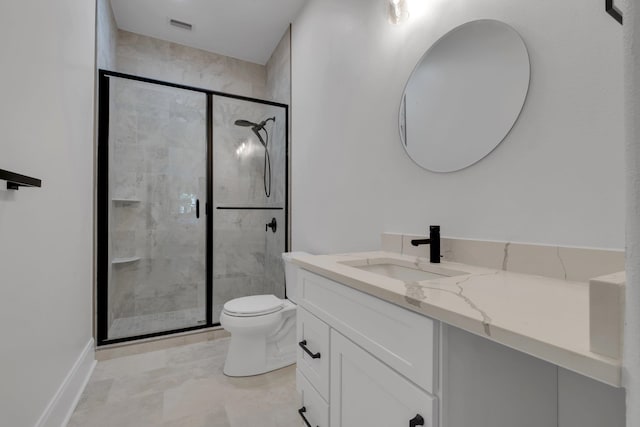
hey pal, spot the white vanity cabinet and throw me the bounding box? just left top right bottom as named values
left=293, top=253, right=627, bottom=427
left=296, top=269, right=439, bottom=427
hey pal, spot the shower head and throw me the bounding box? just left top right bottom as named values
left=234, top=117, right=276, bottom=131
left=233, top=116, right=276, bottom=198
left=234, top=119, right=259, bottom=128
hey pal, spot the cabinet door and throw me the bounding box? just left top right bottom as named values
left=297, top=369, right=329, bottom=427
left=297, top=307, right=330, bottom=400
left=299, top=270, right=437, bottom=393
left=330, top=330, right=438, bottom=427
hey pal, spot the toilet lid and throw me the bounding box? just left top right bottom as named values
left=223, top=295, right=284, bottom=317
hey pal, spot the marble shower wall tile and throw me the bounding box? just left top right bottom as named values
left=265, top=28, right=291, bottom=251
left=265, top=28, right=291, bottom=106
left=116, top=30, right=267, bottom=100
left=210, top=95, right=287, bottom=323
left=211, top=96, right=286, bottom=206
left=213, top=97, right=286, bottom=320
left=267, top=108, right=287, bottom=205
left=265, top=210, right=286, bottom=299
left=384, top=233, right=625, bottom=283
left=212, top=209, right=286, bottom=322
left=96, top=0, right=117, bottom=70
left=111, top=262, right=137, bottom=318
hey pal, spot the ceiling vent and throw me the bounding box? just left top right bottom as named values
left=169, top=19, right=193, bottom=31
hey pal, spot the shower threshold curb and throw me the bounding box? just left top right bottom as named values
left=95, top=326, right=229, bottom=361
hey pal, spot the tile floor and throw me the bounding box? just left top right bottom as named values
left=68, top=338, right=300, bottom=427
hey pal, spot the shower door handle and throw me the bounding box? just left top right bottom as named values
left=196, top=199, right=200, bottom=219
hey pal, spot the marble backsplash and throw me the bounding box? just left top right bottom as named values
left=381, top=233, right=625, bottom=283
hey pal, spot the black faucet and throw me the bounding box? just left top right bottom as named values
left=411, top=225, right=441, bottom=263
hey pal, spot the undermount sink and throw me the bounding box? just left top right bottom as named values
left=340, top=258, right=468, bottom=282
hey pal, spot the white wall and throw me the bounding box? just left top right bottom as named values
left=292, top=0, right=624, bottom=253
left=623, top=0, right=640, bottom=424
left=0, top=0, right=96, bottom=425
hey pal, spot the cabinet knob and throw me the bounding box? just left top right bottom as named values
left=410, top=414, right=425, bottom=427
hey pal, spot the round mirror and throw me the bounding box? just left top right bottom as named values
left=399, top=20, right=530, bottom=172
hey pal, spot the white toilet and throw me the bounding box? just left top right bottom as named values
left=220, top=252, right=305, bottom=377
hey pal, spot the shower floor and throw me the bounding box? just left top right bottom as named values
left=108, top=307, right=206, bottom=339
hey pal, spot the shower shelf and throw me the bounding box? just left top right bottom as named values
left=112, top=257, right=141, bottom=264
left=112, top=198, right=141, bottom=204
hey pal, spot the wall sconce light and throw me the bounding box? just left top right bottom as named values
left=388, top=0, right=409, bottom=24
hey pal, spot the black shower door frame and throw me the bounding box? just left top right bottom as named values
left=96, top=69, right=289, bottom=346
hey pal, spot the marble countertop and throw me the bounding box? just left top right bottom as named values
left=291, top=251, right=621, bottom=387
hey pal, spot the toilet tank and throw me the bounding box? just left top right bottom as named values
left=282, top=252, right=309, bottom=304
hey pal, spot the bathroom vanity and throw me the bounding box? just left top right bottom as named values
left=292, top=249, right=625, bottom=427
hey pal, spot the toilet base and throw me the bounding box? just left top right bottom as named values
left=221, top=302, right=297, bottom=377
left=223, top=345, right=295, bottom=377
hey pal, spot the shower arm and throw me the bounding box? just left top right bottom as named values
left=252, top=128, right=267, bottom=147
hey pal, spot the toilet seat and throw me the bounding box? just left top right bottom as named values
left=223, top=295, right=284, bottom=317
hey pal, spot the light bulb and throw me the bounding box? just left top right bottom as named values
left=388, top=0, right=409, bottom=24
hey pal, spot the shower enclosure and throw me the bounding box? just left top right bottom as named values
left=97, top=70, right=288, bottom=344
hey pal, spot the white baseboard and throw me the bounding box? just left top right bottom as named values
left=35, top=338, right=96, bottom=427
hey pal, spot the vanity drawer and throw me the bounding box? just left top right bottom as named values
left=298, top=270, right=438, bottom=394
left=297, top=306, right=330, bottom=400
left=297, top=369, right=330, bottom=427
left=330, top=330, right=438, bottom=427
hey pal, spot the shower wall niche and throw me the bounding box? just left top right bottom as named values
left=98, top=71, right=288, bottom=344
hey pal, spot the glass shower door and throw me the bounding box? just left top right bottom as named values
left=211, top=95, right=287, bottom=322
left=105, top=76, right=208, bottom=340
